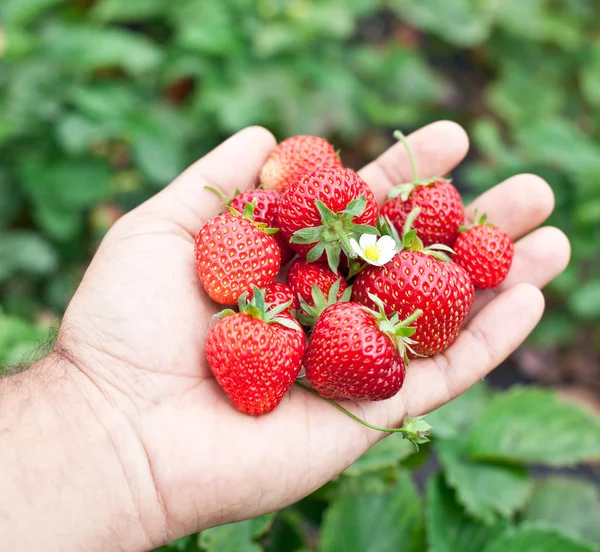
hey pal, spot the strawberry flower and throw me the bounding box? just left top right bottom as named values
left=350, top=234, right=397, bottom=266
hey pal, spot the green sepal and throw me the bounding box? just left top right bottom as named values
left=291, top=226, right=325, bottom=244
left=305, top=241, right=327, bottom=263
left=222, top=198, right=280, bottom=235
left=459, top=209, right=493, bottom=232
left=346, top=257, right=367, bottom=279
left=400, top=416, right=432, bottom=446
left=353, top=224, right=379, bottom=235
left=362, top=292, right=422, bottom=363
left=402, top=206, right=421, bottom=240
left=296, top=279, right=351, bottom=326
left=237, top=286, right=300, bottom=330
left=377, top=215, right=403, bottom=250
left=290, top=194, right=378, bottom=273
left=214, top=308, right=235, bottom=319
left=388, top=182, right=416, bottom=202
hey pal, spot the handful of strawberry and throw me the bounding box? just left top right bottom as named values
left=197, top=133, right=514, bottom=431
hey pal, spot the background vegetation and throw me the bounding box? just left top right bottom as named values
left=1, top=1, right=599, bottom=550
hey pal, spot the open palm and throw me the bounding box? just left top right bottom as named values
left=58, top=123, right=570, bottom=546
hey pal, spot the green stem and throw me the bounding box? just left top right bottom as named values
left=333, top=224, right=355, bottom=259
left=295, top=380, right=410, bottom=435
left=393, top=130, right=419, bottom=183
left=204, top=185, right=230, bottom=203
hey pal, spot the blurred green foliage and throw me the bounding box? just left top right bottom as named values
left=1, top=0, right=600, bottom=345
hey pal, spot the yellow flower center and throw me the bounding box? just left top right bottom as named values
left=363, top=244, right=381, bottom=261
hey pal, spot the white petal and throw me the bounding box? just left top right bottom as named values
left=349, top=238, right=365, bottom=259
left=378, top=250, right=396, bottom=265
left=359, top=233, right=378, bottom=248
left=376, top=235, right=397, bottom=253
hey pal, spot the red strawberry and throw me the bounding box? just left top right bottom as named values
left=278, top=167, right=379, bottom=273
left=260, top=135, right=342, bottom=192
left=228, top=189, right=295, bottom=266
left=205, top=288, right=305, bottom=415
left=286, top=258, right=348, bottom=306
left=304, top=298, right=421, bottom=401
left=379, top=130, right=464, bottom=247
left=195, top=211, right=280, bottom=305
left=263, top=282, right=299, bottom=314
left=352, top=247, right=474, bottom=358
left=380, top=177, right=464, bottom=247
left=453, top=214, right=514, bottom=289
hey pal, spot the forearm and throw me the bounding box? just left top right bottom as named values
left=0, top=354, right=161, bottom=551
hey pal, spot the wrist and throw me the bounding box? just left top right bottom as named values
left=0, top=352, right=166, bottom=551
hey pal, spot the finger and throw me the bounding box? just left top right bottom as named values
left=391, top=283, right=545, bottom=419
left=139, top=126, right=276, bottom=236
left=469, top=226, right=570, bottom=318
left=359, top=121, right=470, bottom=204
left=466, top=174, right=555, bottom=240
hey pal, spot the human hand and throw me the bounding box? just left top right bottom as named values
left=54, top=123, right=569, bottom=548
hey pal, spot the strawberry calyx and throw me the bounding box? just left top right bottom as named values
left=400, top=207, right=454, bottom=261
left=228, top=202, right=279, bottom=235
left=296, top=279, right=352, bottom=327
left=205, top=185, right=280, bottom=235
left=387, top=177, right=451, bottom=202
left=362, top=292, right=422, bottom=363
left=294, top=379, right=431, bottom=448
left=216, top=286, right=300, bottom=330
left=458, top=209, right=494, bottom=232
left=290, top=195, right=379, bottom=274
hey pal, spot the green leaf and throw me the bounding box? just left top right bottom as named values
left=20, top=158, right=112, bottom=208
left=131, top=120, right=185, bottom=186
left=0, top=231, right=58, bottom=281
left=427, top=382, right=489, bottom=439
left=482, top=525, right=596, bottom=552
left=0, top=0, right=61, bottom=25
left=522, top=477, right=600, bottom=547
left=318, top=471, right=424, bottom=552
left=427, top=475, right=506, bottom=552
left=436, top=438, right=532, bottom=524
left=581, top=43, right=600, bottom=107
left=516, top=118, right=600, bottom=176
left=468, top=387, right=600, bottom=466
left=389, top=0, right=494, bottom=47
left=0, top=309, right=49, bottom=368
left=92, top=0, right=167, bottom=22
left=41, top=24, right=164, bottom=75
left=198, top=513, right=275, bottom=552
left=343, top=435, right=416, bottom=477
left=569, top=280, right=600, bottom=319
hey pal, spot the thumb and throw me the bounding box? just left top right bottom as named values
left=137, top=126, right=276, bottom=236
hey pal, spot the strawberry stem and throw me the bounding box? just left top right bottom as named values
left=393, top=130, right=419, bottom=183
left=295, top=380, right=431, bottom=449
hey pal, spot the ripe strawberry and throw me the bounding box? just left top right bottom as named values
left=205, top=288, right=305, bottom=415
left=260, top=135, right=342, bottom=192
left=304, top=298, right=421, bottom=401
left=228, top=189, right=295, bottom=266
left=263, top=282, right=299, bottom=314
left=352, top=245, right=474, bottom=358
left=278, top=167, right=379, bottom=273
left=379, top=130, right=464, bottom=247
left=453, top=214, right=514, bottom=289
left=380, top=177, right=464, bottom=247
left=195, top=210, right=280, bottom=305
left=286, top=258, right=348, bottom=306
